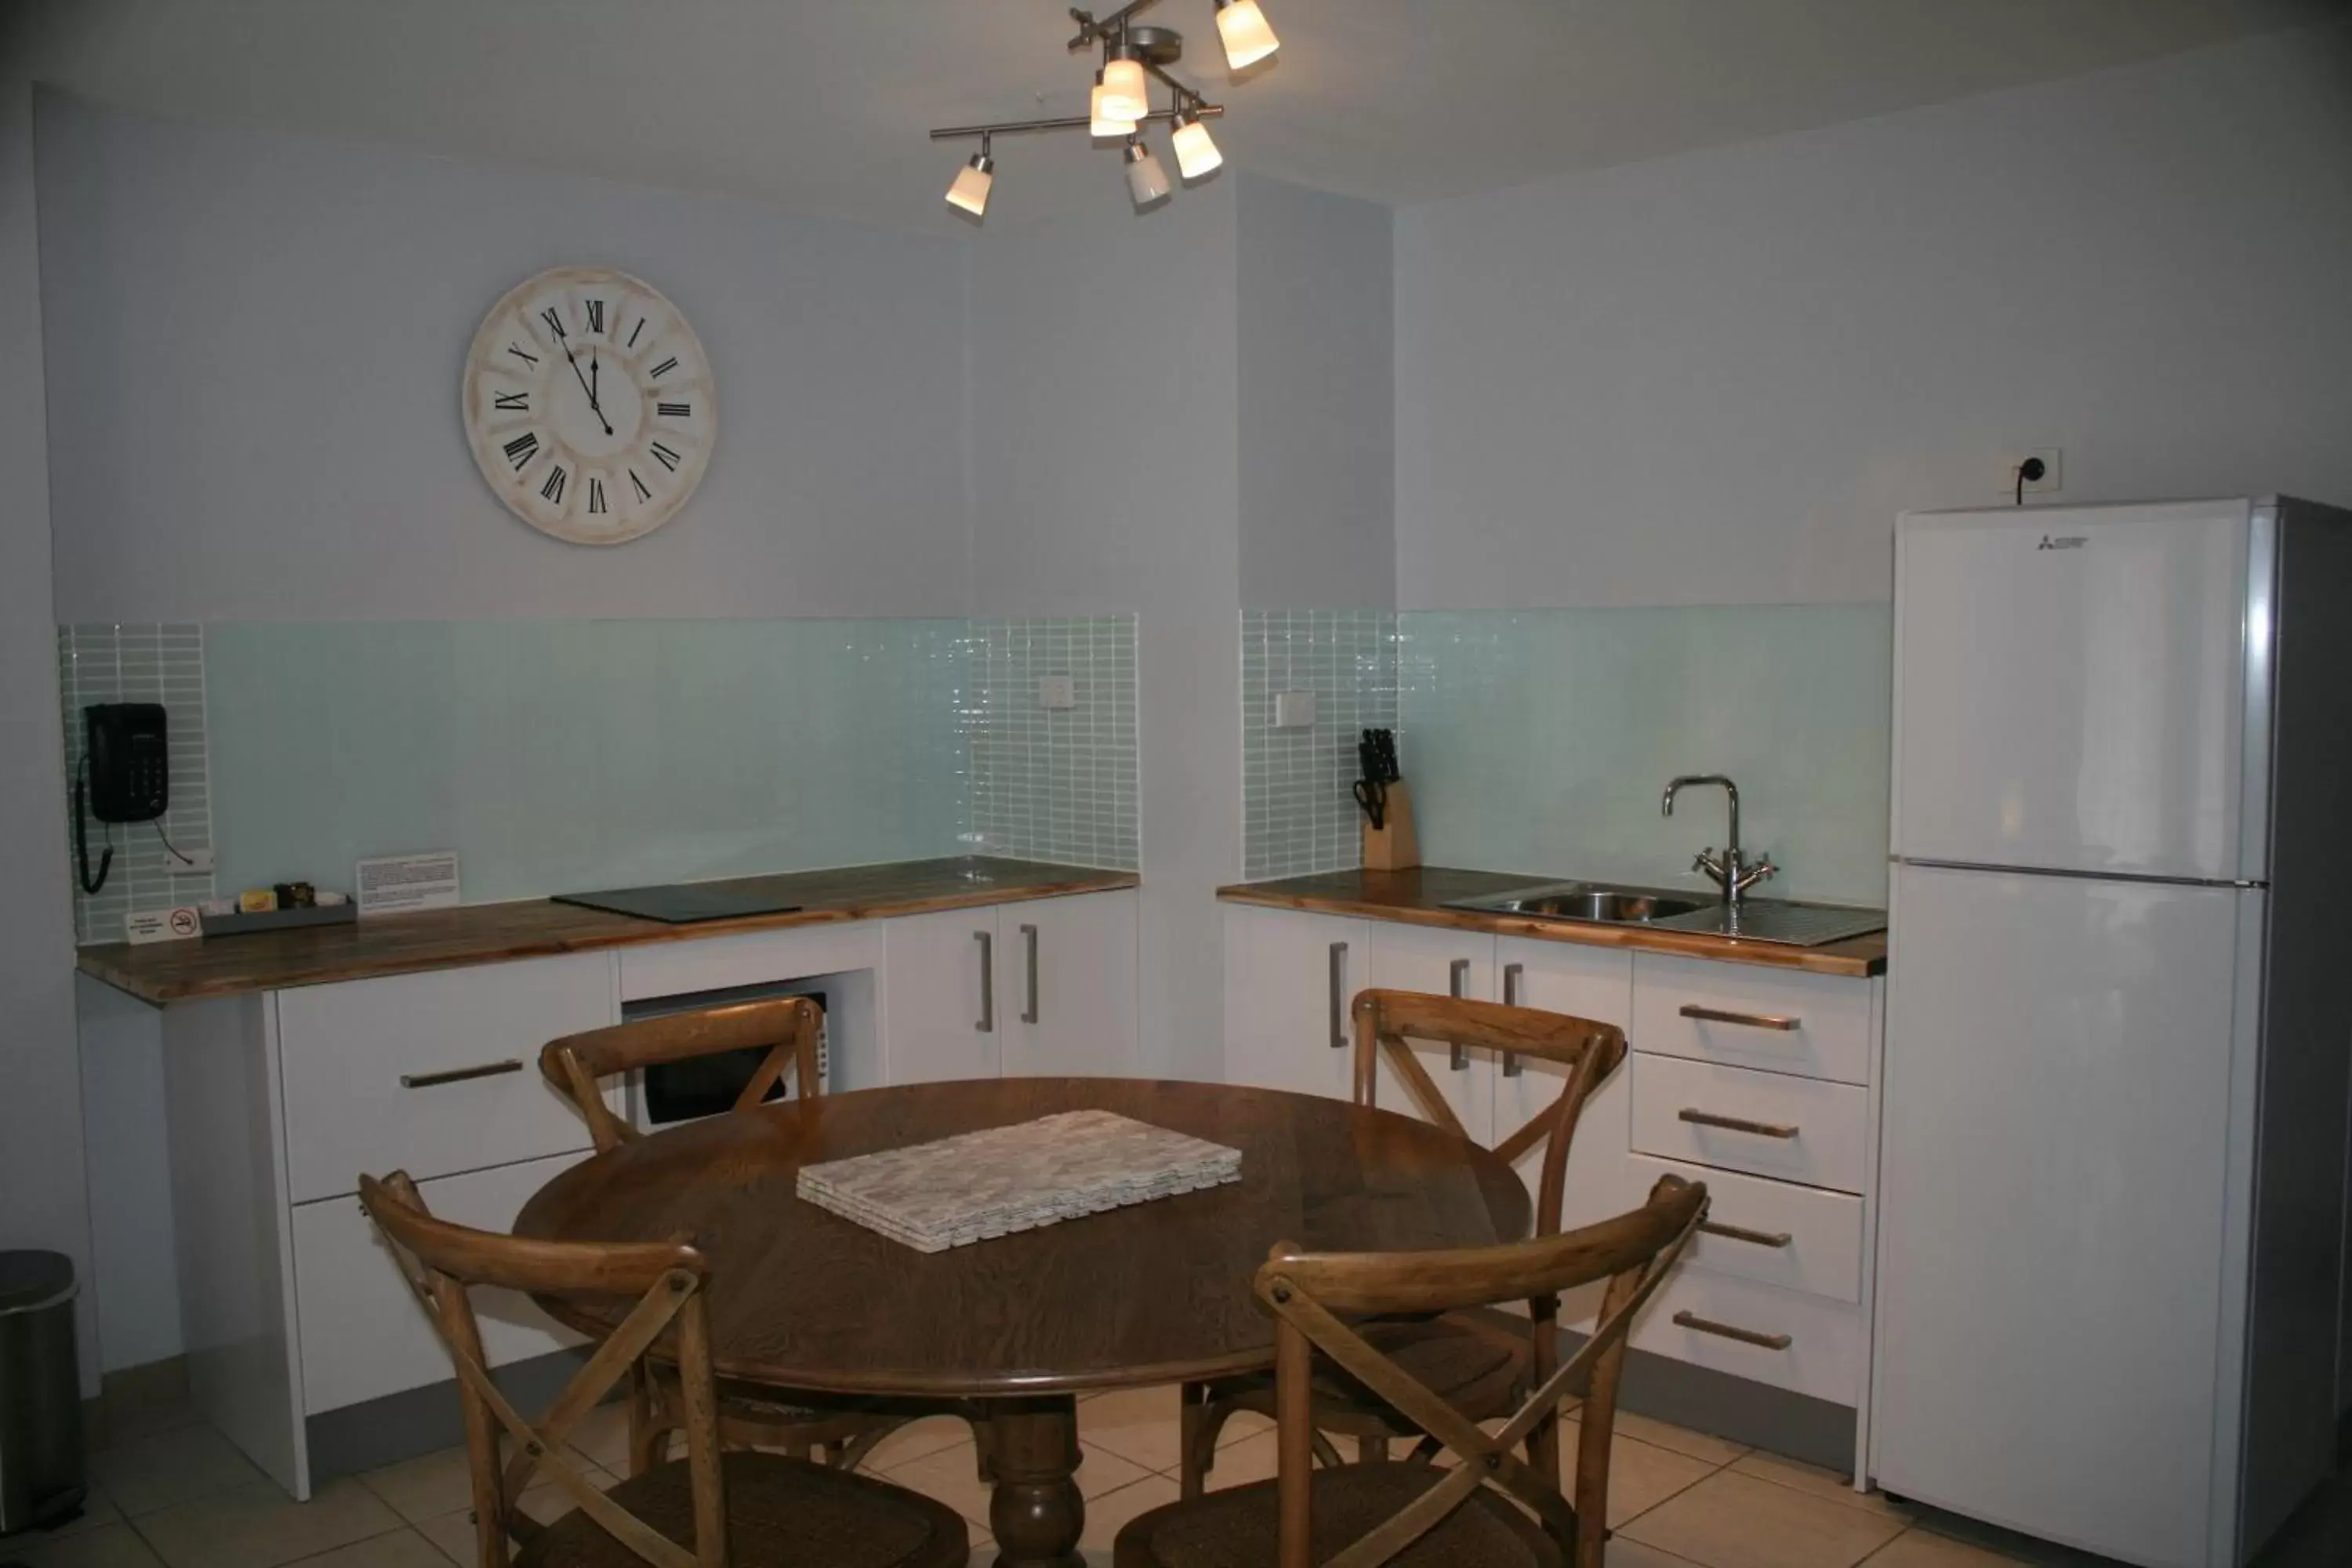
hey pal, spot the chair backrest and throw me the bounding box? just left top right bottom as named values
left=1258, top=1174, right=1708, bottom=1568
left=1350, top=989, right=1628, bottom=1234
left=540, top=996, right=824, bottom=1152
left=359, top=1171, right=727, bottom=1568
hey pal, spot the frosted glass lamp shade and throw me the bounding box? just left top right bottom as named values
left=1124, top=140, right=1171, bottom=205
left=1099, top=56, right=1149, bottom=122
left=1214, top=0, right=1279, bottom=68
left=946, top=153, right=993, bottom=216
left=1090, top=77, right=1137, bottom=137
left=1171, top=114, right=1223, bottom=180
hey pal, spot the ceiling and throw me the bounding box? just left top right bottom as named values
left=9, top=0, right=2329, bottom=234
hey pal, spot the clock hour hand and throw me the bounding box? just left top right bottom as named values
left=557, top=339, right=612, bottom=436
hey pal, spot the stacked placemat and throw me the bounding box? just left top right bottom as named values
left=796, top=1109, right=1243, bottom=1253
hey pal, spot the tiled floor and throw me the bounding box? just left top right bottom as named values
left=9, top=1390, right=2045, bottom=1567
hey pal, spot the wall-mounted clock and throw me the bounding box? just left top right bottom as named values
left=462, top=266, right=717, bottom=545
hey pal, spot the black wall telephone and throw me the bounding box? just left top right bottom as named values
left=75, top=702, right=169, bottom=895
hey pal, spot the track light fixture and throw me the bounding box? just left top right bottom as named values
left=928, top=0, right=1280, bottom=219
left=1212, top=0, right=1279, bottom=70
left=1123, top=135, right=1172, bottom=206
left=946, top=136, right=994, bottom=217
left=1169, top=103, right=1223, bottom=180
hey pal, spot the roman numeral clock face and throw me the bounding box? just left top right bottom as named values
left=462, top=267, right=716, bottom=544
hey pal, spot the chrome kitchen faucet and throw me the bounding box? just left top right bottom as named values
left=1661, top=774, right=1777, bottom=909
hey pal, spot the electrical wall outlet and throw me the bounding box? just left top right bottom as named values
left=1272, top=691, right=1317, bottom=728
left=2006, top=447, right=2063, bottom=495
left=1037, top=674, right=1076, bottom=710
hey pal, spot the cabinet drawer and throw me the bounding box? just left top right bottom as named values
left=278, top=953, right=615, bottom=1203
left=1632, top=1268, right=1864, bottom=1406
left=1625, top=1152, right=1864, bottom=1302
left=292, top=1151, right=591, bottom=1414
left=1632, top=955, right=1873, bottom=1085
left=1629, top=1054, right=1867, bottom=1193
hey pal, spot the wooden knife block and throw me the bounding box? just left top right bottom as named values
left=1362, top=780, right=1421, bottom=872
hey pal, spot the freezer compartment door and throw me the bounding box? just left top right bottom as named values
left=1893, top=501, right=2254, bottom=881
left=1872, top=863, right=2251, bottom=1567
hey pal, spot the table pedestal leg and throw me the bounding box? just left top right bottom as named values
left=985, top=1396, right=1083, bottom=1567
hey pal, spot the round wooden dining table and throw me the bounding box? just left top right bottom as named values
left=514, top=1076, right=1531, bottom=1567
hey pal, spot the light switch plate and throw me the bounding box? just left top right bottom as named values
left=1273, top=691, right=1317, bottom=728
left=1038, top=674, right=1076, bottom=710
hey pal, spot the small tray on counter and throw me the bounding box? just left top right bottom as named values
left=199, top=904, right=358, bottom=938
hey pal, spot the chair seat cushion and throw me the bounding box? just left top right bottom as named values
left=1216, top=1317, right=1528, bottom=1432
left=516, top=1450, right=967, bottom=1568
left=1114, top=1461, right=1563, bottom=1568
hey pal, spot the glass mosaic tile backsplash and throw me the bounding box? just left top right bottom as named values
left=1241, top=604, right=1893, bottom=907
left=64, top=615, right=1139, bottom=942
left=59, top=625, right=219, bottom=942
left=1241, top=610, right=1397, bottom=879
left=1396, top=604, right=1893, bottom=906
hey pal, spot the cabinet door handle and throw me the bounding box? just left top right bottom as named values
left=1020, top=924, right=1040, bottom=1025
left=975, top=931, right=994, bottom=1033
left=400, top=1059, right=521, bottom=1090
left=1448, top=959, right=1472, bottom=1069
left=1501, top=963, right=1523, bottom=1077
left=1672, top=1310, right=1793, bottom=1351
left=1700, top=1220, right=1795, bottom=1249
left=1679, top=1108, right=1799, bottom=1139
left=1328, top=942, right=1349, bottom=1050
left=1680, top=1003, right=1800, bottom=1032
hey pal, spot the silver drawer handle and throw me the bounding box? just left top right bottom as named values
left=975, top=930, right=994, bottom=1033
left=401, top=1059, right=522, bottom=1090
left=1680, top=1004, right=1800, bottom=1032
left=1501, top=963, right=1523, bottom=1077
left=1673, top=1310, right=1793, bottom=1351
left=1449, top=959, right=1471, bottom=1070
left=1679, top=1107, right=1799, bottom=1139
left=1328, top=942, right=1349, bottom=1050
left=1021, top=924, right=1040, bottom=1025
left=1700, top=1220, right=1795, bottom=1249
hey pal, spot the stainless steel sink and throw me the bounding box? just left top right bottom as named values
left=1448, top=881, right=1710, bottom=925
left=1446, top=880, right=1886, bottom=948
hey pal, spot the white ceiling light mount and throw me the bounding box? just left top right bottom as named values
left=928, top=0, right=1279, bottom=220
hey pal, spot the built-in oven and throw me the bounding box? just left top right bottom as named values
left=620, top=978, right=829, bottom=1131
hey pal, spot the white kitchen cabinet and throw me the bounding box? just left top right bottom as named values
left=1368, top=923, right=1497, bottom=1142
left=995, top=890, right=1140, bottom=1078
left=1493, top=937, right=1633, bottom=1230
left=291, top=1149, right=593, bottom=1414
left=881, top=907, right=1004, bottom=1084
left=1221, top=904, right=1369, bottom=1101
left=276, top=953, right=615, bottom=1203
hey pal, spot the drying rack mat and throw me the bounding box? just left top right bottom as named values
left=796, top=1109, right=1243, bottom=1253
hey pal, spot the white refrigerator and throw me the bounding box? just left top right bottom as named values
left=1873, top=496, right=2352, bottom=1568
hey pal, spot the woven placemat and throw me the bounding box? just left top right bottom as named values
left=797, top=1109, right=1243, bottom=1253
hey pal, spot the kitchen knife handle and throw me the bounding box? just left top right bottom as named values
left=1679, top=1107, right=1799, bottom=1139
left=1679, top=1004, right=1801, bottom=1032
left=1021, top=924, right=1040, bottom=1025
left=1671, top=1311, right=1792, bottom=1351
left=975, top=931, right=994, bottom=1033
left=401, top=1059, right=522, bottom=1090
left=1329, top=942, right=1349, bottom=1050
left=1501, top=963, right=1523, bottom=1076
left=1449, top=959, right=1472, bottom=1069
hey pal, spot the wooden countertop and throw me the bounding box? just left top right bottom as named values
left=78, top=857, right=1140, bottom=1006
left=1218, top=866, right=1886, bottom=978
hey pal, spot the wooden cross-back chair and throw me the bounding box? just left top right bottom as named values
left=539, top=1000, right=906, bottom=1475
left=1118, top=1174, right=1708, bottom=1568
left=1178, top=989, right=1628, bottom=1495
left=357, top=1171, right=967, bottom=1568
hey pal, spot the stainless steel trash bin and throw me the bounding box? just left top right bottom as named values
left=0, top=1251, right=85, bottom=1534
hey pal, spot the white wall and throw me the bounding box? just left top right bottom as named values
left=1395, top=24, right=2352, bottom=610
left=965, top=187, right=1243, bottom=1083
left=1237, top=175, right=1395, bottom=608
left=1, top=76, right=99, bottom=1396
left=38, top=93, right=970, bottom=622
